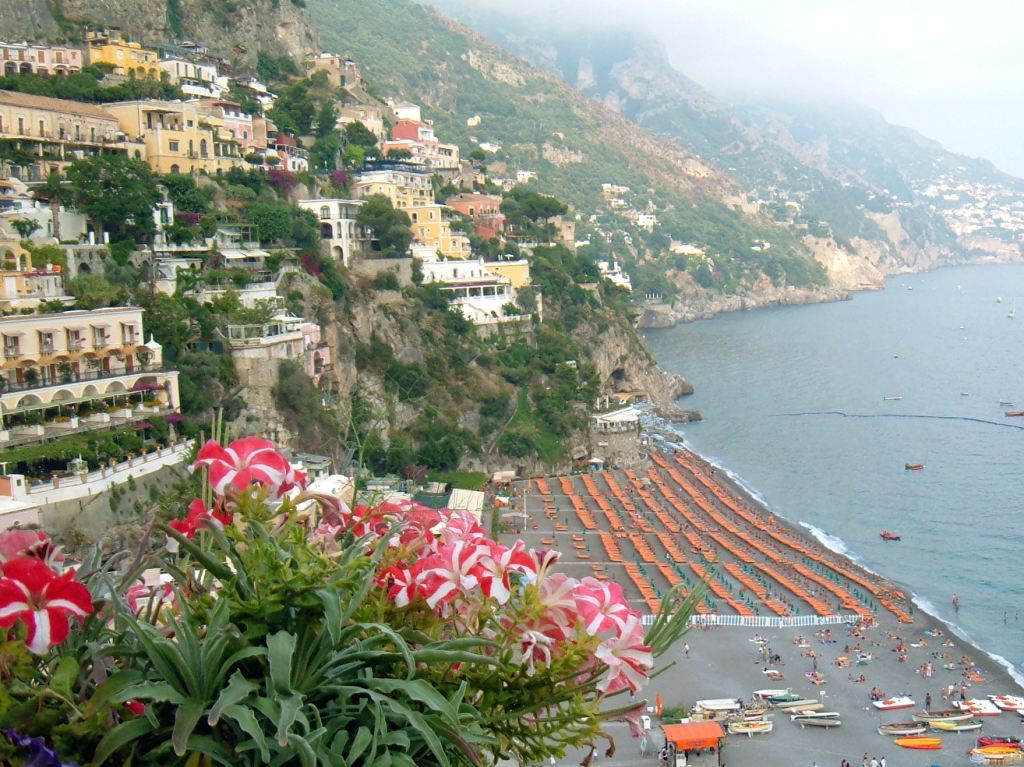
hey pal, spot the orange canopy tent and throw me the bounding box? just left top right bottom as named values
left=661, top=721, right=724, bottom=751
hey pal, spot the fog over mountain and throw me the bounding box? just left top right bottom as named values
left=424, top=0, right=1024, bottom=177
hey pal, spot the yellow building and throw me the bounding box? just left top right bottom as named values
left=483, top=259, right=531, bottom=289
left=407, top=204, right=471, bottom=259
left=352, top=168, right=433, bottom=210
left=84, top=31, right=159, bottom=79
left=103, top=100, right=244, bottom=175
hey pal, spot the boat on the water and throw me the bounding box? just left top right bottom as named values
left=929, top=718, right=983, bottom=732
left=894, top=736, right=942, bottom=750
left=913, top=709, right=972, bottom=722
left=880, top=530, right=902, bottom=541
left=878, top=722, right=927, bottom=736
left=727, top=720, right=773, bottom=736
left=883, top=395, right=903, bottom=401
left=873, top=696, right=915, bottom=711
left=793, top=716, right=841, bottom=729
left=1005, top=410, right=1024, bottom=417
left=905, top=463, right=925, bottom=471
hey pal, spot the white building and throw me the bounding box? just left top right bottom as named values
left=597, top=260, right=632, bottom=292
left=297, top=197, right=366, bottom=265
left=416, top=247, right=530, bottom=326
left=388, top=100, right=422, bottom=123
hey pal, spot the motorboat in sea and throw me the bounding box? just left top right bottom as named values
left=905, top=463, right=925, bottom=471
left=873, top=696, right=915, bottom=711
left=929, top=718, right=983, bottom=732
left=883, top=395, right=903, bottom=401
left=727, top=720, right=773, bottom=736
left=878, top=721, right=927, bottom=736
left=895, top=736, right=942, bottom=750
left=913, top=709, right=972, bottom=722
left=1005, top=410, right=1024, bottom=417
left=880, top=530, right=902, bottom=541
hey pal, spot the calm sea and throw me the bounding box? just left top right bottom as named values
left=644, top=263, right=1024, bottom=683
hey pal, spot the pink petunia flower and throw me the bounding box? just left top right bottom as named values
left=0, top=530, right=64, bottom=567
left=476, top=541, right=534, bottom=605
left=595, top=614, right=654, bottom=695
left=416, top=540, right=486, bottom=609
left=537, top=572, right=581, bottom=641
left=574, top=578, right=634, bottom=635
left=192, top=437, right=306, bottom=498
left=0, top=558, right=94, bottom=655
left=169, top=499, right=232, bottom=540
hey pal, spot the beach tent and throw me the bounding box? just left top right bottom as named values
left=660, top=722, right=723, bottom=766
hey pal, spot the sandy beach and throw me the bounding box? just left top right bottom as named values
left=506, top=447, right=1024, bottom=767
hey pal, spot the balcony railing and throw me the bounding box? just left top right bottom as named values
left=0, top=364, right=166, bottom=395
left=4, top=347, right=20, bottom=359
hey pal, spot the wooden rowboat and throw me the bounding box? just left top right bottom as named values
left=878, top=722, right=927, bottom=736
left=794, top=716, right=841, bottom=728
left=913, top=709, right=972, bottom=722
left=929, top=718, right=983, bottom=732
left=727, top=720, right=773, bottom=736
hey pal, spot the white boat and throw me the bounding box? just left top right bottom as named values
left=989, top=694, right=1024, bottom=712
left=1009, top=299, right=1016, bottom=319
left=752, top=688, right=790, bottom=700
left=774, top=698, right=822, bottom=710
left=727, top=719, right=773, bottom=736
left=694, top=698, right=742, bottom=712
left=883, top=395, right=903, bottom=401
left=785, top=703, right=825, bottom=714
left=794, top=716, right=842, bottom=728
left=956, top=699, right=1001, bottom=717
left=789, top=711, right=839, bottom=721
left=872, top=696, right=915, bottom=711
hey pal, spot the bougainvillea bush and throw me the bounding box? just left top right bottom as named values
left=0, top=437, right=696, bottom=766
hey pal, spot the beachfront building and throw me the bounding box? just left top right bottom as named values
left=0, top=307, right=180, bottom=447
left=297, top=197, right=368, bottom=266
left=102, top=99, right=245, bottom=174
left=0, top=90, right=138, bottom=180
left=0, top=42, right=83, bottom=76
left=84, top=31, right=159, bottom=78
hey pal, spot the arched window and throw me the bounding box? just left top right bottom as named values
left=200, top=139, right=208, bottom=157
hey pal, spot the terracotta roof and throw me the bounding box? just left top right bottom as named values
left=0, top=90, right=116, bottom=122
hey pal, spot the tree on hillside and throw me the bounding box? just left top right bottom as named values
left=315, top=100, right=337, bottom=139
left=66, top=155, right=161, bottom=242
left=344, top=121, right=379, bottom=151
left=268, top=81, right=316, bottom=135
left=355, top=194, right=412, bottom=258
left=38, top=170, right=69, bottom=242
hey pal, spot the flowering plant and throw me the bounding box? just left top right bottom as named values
left=0, top=436, right=697, bottom=766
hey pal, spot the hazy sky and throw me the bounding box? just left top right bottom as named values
left=432, top=0, right=1024, bottom=176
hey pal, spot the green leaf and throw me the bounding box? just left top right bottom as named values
left=208, top=669, right=257, bottom=725
left=92, top=716, right=156, bottom=766
left=115, top=681, right=187, bottom=706
left=276, top=692, right=303, bottom=747
left=268, top=631, right=296, bottom=695
left=316, top=588, right=343, bottom=645
left=222, top=703, right=271, bottom=763
left=365, top=678, right=457, bottom=719
left=50, top=655, right=79, bottom=699
left=348, top=726, right=373, bottom=764
left=84, top=669, right=145, bottom=718
left=172, top=698, right=206, bottom=757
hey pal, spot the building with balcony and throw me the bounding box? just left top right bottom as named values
left=193, top=99, right=268, bottom=153
left=220, top=314, right=328, bottom=388
left=337, top=104, right=385, bottom=140
left=597, top=260, right=633, bottom=291
left=0, top=307, right=180, bottom=447
left=0, top=257, right=71, bottom=311
left=417, top=248, right=531, bottom=326
left=384, top=119, right=460, bottom=171
left=446, top=193, right=505, bottom=239
left=0, top=90, right=138, bottom=179
left=158, top=57, right=219, bottom=88
left=84, top=31, right=159, bottom=79
left=352, top=165, right=434, bottom=210
left=102, top=99, right=245, bottom=175
left=407, top=203, right=471, bottom=259
left=297, top=197, right=367, bottom=265
left=0, top=42, right=83, bottom=76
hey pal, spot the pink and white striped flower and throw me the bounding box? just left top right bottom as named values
left=595, top=614, right=653, bottom=695
left=0, top=558, right=94, bottom=655
left=476, top=541, right=535, bottom=605
left=416, top=540, right=486, bottom=609
left=379, top=565, right=417, bottom=607
left=574, top=577, right=633, bottom=635
left=537, top=572, right=581, bottom=641
left=0, top=530, right=63, bottom=567
left=192, top=437, right=306, bottom=498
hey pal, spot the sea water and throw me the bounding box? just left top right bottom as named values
left=644, top=263, right=1024, bottom=684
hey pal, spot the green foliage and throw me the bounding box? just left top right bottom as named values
left=256, top=51, right=300, bottom=84
left=268, top=80, right=316, bottom=135
left=356, top=194, right=412, bottom=257
left=0, top=68, right=184, bottom=103
left=0, top=427, right=147, bottom=476
left=66, top=155, right=162, bottom=241
left=344, top=121, right=379, bottom=150
left=10, top=218, right=39, bottom=239
left=274, top=360, right=335, bottom=447
left=176, top=350, right=238, bottom=418
left=371, top=270, right=401, bottom=291
left=161, top=173, right=212, bottom=213
left=68, top=274, right=125, bottom=309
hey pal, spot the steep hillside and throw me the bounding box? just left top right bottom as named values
left=425, top=1, right=1024, bottom=286
left=307, top=0, right=835, bottom=296
left=0, top=0, right=317, bottom=69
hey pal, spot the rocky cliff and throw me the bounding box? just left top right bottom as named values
left=2, top=0, right=318, bottom=69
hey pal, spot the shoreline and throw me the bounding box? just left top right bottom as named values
left=653, top=428, right=1024, bottom=697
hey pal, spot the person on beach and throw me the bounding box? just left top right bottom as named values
left=683, top=643, right=689, bottom=658
left=925, top=691, right=932, bottom=708
left=952, top=593, right=960, bottom=610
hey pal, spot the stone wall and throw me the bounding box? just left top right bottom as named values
left=350, top=257, right=413, bottom=286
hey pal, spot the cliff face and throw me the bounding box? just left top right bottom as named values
left=5, top=0, right=318, bottom=69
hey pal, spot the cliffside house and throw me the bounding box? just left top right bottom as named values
left=84, top=30, right=159, bottom=79
left=297, top=197, right=367, bottom=266
left=0, top=42, right=82, bottom=76
left=0, top=307, right=181, bottom=447
left=416, top=246, right=532, bottom=326
left=446, top=193, right=506, bottom=239
left=220, top=314, right=330, bottom=388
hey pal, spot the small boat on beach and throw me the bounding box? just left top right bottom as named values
left=873, top=696, right=915, bottom=711
left=878, top=721, right=927, bottom=736
left=894, top=736, right=942, bottom=750
left=694, top=698, right=741, bottom=712
left=767, top=692, right=803, bottom=704
left=976, top=736, right=1022, bottom=748
left=774, top=698, right=822, bottom=710
left=905, top=463, right=925, bottom=471
left=930, top=718, right=983, bottom=732
left=989, top=694, right=1024, bottom=712
left=956, top=699, right=1002, bottom=717
left=999, top=400, right=1015, bottom=406
left=752, top=688, right=790, bottom=700
left=785, top=703, right=825, bottom=714
left=913, top=709, right=972, bottom=722
left=727, top=720, right=773, bottom=736
left=974, top=744, right=1023, bottom=757
left=793, top=716, right=841, bottom=729
left=789, top=711, right=839, bottom=721
left=880, top=530, right=902, bottom=541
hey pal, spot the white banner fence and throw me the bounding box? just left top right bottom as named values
left=641, top=613, right=861, bottom=628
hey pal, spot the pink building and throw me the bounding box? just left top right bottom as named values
left=446, top=193, right=506, bottom=239
left=0, top=42, right=83, bottom=76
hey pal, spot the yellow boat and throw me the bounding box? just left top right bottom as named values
left=928, top=718, right=982, bottom=732
left=894, top=736, right=942, bottom=750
